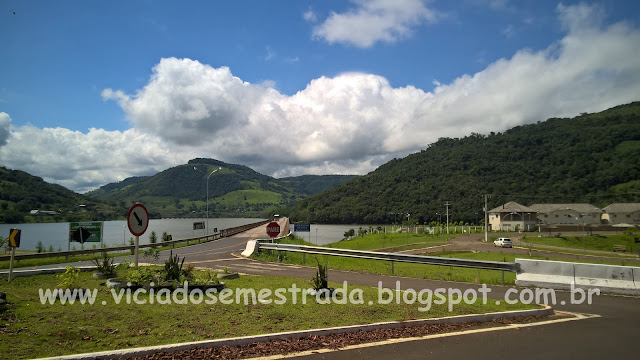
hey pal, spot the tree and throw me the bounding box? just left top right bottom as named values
left=149, top=231, right=157, bottom=244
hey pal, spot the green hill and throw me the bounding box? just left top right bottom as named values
left=289, top=102, right=640, bottom=224
left=86, top=158, right=356, bottom=218
left=0, top=167, right=121, bottom=223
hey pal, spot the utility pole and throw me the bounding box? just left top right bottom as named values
left=444, top=201, right=450, bottom=234
left=483, top=194, right=491, bottom=242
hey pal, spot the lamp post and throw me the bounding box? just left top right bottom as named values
left=194, top=166, right=222, bottom=235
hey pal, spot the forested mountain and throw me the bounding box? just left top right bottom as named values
left=279, top=175, right=359, bottom=195
left=0, top=167, right=119, bottom=223
left=86, top=158, right=356, bottom=218
left=289, top=102, right=640, bottom=224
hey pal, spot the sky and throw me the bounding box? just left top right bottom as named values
left=1, top=0, right=640, bottom=193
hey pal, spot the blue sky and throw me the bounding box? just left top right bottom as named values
left=1, top=0, right=640, bottom=192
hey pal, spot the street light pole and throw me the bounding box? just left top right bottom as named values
left=194, top=166, right=222, bottom=235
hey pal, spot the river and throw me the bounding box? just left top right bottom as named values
left=0, top=219, right=369, bottom=251
left=0, top=218, right=263, bottom=251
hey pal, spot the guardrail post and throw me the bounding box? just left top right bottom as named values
left=501, top=270, right=505, bottom=286
left=303, top=253, right=306, bottom=265
left=391, top=260, right=394, bottom=275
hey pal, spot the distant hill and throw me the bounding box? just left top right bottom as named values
left=289, top=102, right=640, bottom=224
left=0, top=167, right=121, bottom=223
left=86, top=158, right=357, bottom=218
left=279, top=175, right=359, bottom=196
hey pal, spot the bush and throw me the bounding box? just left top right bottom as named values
left=92, top=252, right=116, bottom=275
left=310, top=260, right=328, bottom=290
left=149, top=231, right=157, bottom=244
left=164, top=250, right=185, bottom=281
left=57, top=265, right=79, bottom=288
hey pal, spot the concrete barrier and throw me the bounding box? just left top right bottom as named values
left=515, top=258, right=640, bottom=295
left=515, top=259, right=575, bottom=290
left=241, top=240, right=258, bottom=257
left=574, top=263, right=636, bottom=294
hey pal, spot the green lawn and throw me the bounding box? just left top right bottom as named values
left=434, top=250, right=640, bottom=267
left=332, top=232, right=458, bottom=251
left=0, top=268, right=534, bottom=359
left=519, top=234, right=640, bottom=254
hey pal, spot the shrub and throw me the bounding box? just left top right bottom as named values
left=149, top=231, right=157, bottom=244
left=57, top=265, right=79, bottom=288
left=164, top=250, right=185, bottom=281
left=310, top=260, right=328, bottom=290
left=92, top=252, right=116, bottom=275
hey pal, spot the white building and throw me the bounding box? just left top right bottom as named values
left=488, top=202, right=538, bottom=231
left=602, top=203, right=640, bottom=226
left=529, top=204, right=602, bottom=225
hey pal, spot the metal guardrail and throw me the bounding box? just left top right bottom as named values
left=257, top=242, right=519, bottom=272
left=0, top=220, right=270, bottom=262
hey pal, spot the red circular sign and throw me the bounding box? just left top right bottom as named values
left=266, top=221, right=280, bottom=238
left=127, top=203, right=150, bottom=237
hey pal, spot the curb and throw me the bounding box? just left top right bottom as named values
left=35, top=306, right=553, bottom=360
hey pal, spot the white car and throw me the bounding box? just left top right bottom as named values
left=493, top=238, right=512, bottom=248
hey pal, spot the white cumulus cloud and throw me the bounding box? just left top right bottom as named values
left=312, top=0, right=439, bottom=48
left=1, top=3, right=639, bottom=192
left=0, top=112, right=11, bottom=147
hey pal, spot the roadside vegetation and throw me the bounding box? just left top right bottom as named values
left=0, top=267, right=534, bottom=359
left=517, top=233, right=640, bottom=254
left=331, top=231, right=457, bottom=251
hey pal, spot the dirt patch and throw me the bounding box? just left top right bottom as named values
left=120, top=315, right=549, bottom=360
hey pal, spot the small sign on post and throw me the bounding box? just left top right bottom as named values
left=266, top=221, right=280, bottom=243
left=294, top=223, right=310, bottom=232
left=128, top=203, right=150, bottom=267
left=8, top=229, right=21, bottom=282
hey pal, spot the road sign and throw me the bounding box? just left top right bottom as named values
left=69, top=222, right=103, bottom=243
left=294, top=223, right=310, bottom=232
left=127, top=203, right=149, bottom=237
left=8, top=229, right=21, bottom=248
left=70, top=227, right=93, bottom=244
left=193, top=221, right=205, bottom=230
left=266, top=221, right=280, bottom=238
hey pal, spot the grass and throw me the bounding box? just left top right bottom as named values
left=0, top=268, right=534, bottom=359
left=332, top=232, right=458, bottom=251
left=212, top=189, right=282, bottom=206
left=434, top=250, right=640, bottom=267
left=519, top=234, right=640, bottom=254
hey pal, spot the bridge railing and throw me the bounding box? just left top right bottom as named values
left=0, top=220, right=270, bottom=262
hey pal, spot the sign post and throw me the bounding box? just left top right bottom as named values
left=127, top=203, right=150, bottom=266
left=266, top=221, right=280, bottom=243
left=69, top=222, right=103, bottom=250
left=294, top=223, right=311, bottom=243
left=8, top=229, right=21, bottom=282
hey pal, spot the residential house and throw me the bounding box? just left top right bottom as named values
left=488, top=201, right=538, bottom=231
left=529, top=204, right=602, bottom=226
left=602, top=203, right=640, bottom=226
